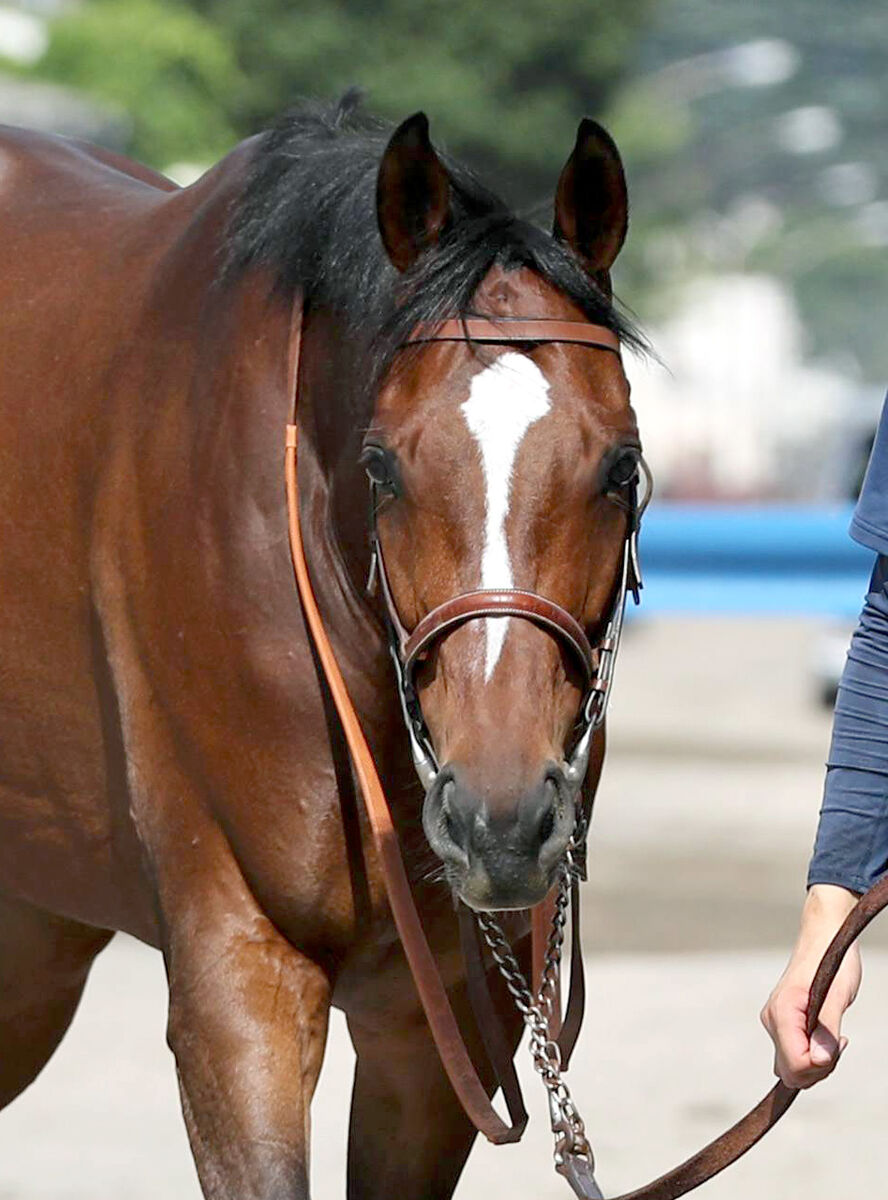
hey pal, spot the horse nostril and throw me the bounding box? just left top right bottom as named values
left=538, top=804, right=556, bottom=847
left=423, top=772, right=471, bottom=869
left=444, top=804, right=461, bottom=848
left=441, top=781, right=466, bottom=851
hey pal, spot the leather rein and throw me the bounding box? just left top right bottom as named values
left=283, top=303, right=888, bottom=1198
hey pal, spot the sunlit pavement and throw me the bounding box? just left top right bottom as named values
left=2, top=617, right=885, bottom=1199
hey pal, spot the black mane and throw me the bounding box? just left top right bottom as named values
left=224, top=92, right=644, bottom=380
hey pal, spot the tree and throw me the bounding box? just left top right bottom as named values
left=610, top=0, right=888, bottom=381
left=192, top=0, right=655, bottom=205
left=22, top=0, right=655, bottom=206
left=16, top=0, right=244, bottom=167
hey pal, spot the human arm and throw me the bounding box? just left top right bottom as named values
left=762, top=556, right=888, bottom=1086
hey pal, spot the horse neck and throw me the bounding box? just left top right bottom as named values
left=291, top=304, right=401, bottom=722
left=296, top=305, right=375, bottom=585
left=145, top=252, right=386, bottom=703
left=221, top=288, right=433, bottom=867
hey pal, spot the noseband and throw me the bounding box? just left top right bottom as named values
left=365, top=316, right=651, bottom=795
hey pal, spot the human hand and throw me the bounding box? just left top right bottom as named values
left=761, top=884, right=861, bottom=1089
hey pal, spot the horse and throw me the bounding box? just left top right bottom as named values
left=0, top=93, right=643, bottom=1198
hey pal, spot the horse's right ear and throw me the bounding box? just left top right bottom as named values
left=377, top=113, right=451, bottom=273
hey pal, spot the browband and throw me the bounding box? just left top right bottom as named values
left=407, top=317, right=622, bottom=357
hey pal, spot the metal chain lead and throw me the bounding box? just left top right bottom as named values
left=538, top=867, right=571, bottom=1025
left=476, top=842, right=602, bottom=1198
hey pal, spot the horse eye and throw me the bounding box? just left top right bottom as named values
left=360, top=445, right=398, bottom=494
left=604, top=447, right=640, bottom=493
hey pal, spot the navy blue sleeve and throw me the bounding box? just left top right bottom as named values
left=850, top=392, right=888, bottom=556
left=808, top=555, right=888, bottom=894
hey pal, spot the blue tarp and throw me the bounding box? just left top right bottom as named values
left=635, top=505, right=873, bottom=617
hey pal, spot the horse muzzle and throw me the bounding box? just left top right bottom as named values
left=422, top=762, right=575, bottom=911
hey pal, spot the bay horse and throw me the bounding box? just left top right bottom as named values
left=0, top=94, right=643, bottom=1198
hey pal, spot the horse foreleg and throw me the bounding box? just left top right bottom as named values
left=0, top=892, right=113, bottom=1110
left=163, top=892, right=330, bottom=1200
left=345, top=972, right=524, bottom=1200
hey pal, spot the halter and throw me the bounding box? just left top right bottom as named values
left=365, top=316, right=652, bottom=799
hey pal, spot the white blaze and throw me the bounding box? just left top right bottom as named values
left=460, top=352, right=551, bottom=681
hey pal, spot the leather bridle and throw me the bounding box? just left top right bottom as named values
left=365, top=316, right=651, bottom=796
left=285, top=306, right=648, bottom=1155
left=284, top=301, right=888, bottom=1199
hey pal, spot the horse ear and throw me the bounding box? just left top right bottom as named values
left=377, top=112, right=451, bottom=273
left=554, top=119, right=628, bottom=285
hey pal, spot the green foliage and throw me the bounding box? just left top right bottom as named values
left=188, top=0, right=656, bottom=204
left=21, top=0, right=654, bottom=199
left=611, top=0, right=888, bottom=381
left=26, top=0, right=244, bottom=165
left=21, top=0, right=881, bottom=381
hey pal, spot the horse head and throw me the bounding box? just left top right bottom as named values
left=365, top=114, right=643, bottom=911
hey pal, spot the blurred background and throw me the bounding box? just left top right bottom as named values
left=0, top=1, right=886, bottom=1197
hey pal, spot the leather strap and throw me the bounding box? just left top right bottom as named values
left=557, top=878, right=586, bottom=1069
left=606, top=873, right=888, bottom=1200
left=529, top=881, right=585, bottom=1066
left=459, top=905, right=529, bottom=1136
left=408, top=317, right=622, bottom=357
left=403, top=589, right=596, bottom=683
left=287, top=430, right=524, bottom=1143
left=285, top=310, right=524, bottom=1144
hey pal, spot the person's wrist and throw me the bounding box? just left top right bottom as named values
left=789, top=884, right=859, bottom=971
left=805, top=883, right=859, bottom=919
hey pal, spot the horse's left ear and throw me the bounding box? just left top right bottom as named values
left=554, top=119, right=628, bottom=285
left=377, top=112, right=451, bottom=273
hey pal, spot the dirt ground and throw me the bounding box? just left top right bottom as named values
left=2, top=617, right=885, bottom=1200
